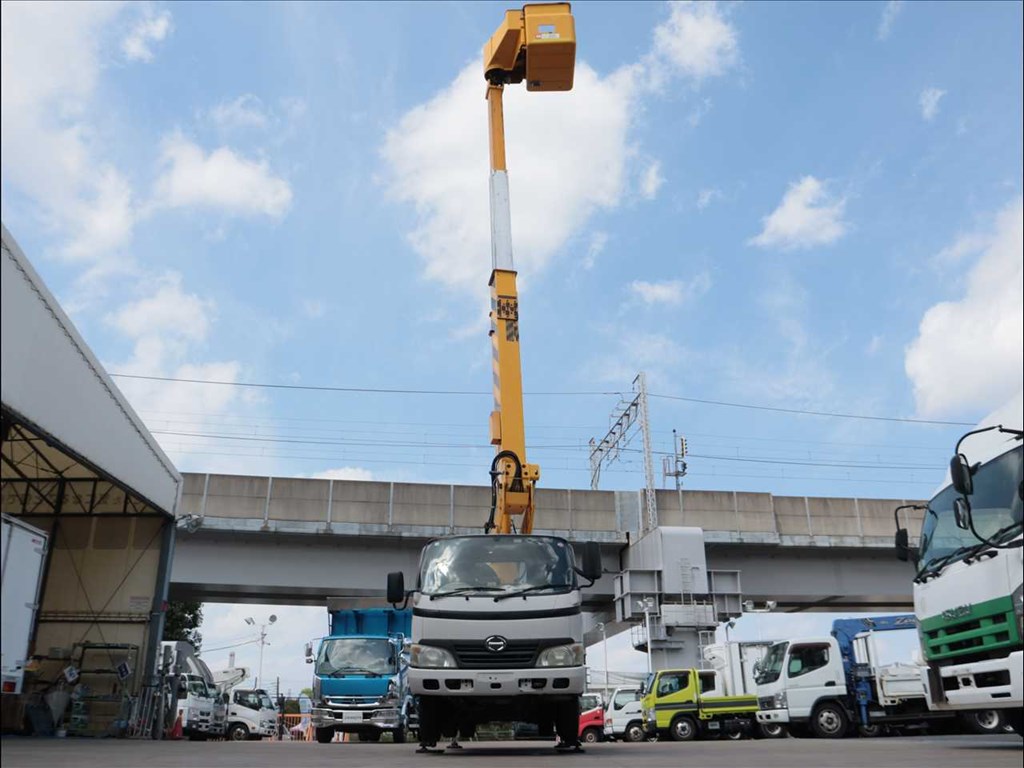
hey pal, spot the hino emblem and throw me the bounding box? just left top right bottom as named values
left=941, top=604, right=971, bottom=621
left=484, top=635, right=508, bottom=652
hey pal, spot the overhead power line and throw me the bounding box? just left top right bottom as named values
left=111, top=372, right=974, bottom=427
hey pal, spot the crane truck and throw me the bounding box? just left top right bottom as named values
left=386, top=3, right=602, bottom=752
left=754, top=615, right=953, bottom=738
left=894, top=391, right=1023, bottom=736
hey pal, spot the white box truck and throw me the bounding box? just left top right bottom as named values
left=2, top=515, right=48, bottom=695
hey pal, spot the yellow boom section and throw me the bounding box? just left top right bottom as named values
left=482, top=4, right=575, bottom=535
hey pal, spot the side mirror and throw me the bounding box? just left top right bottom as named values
left=950, top=454, right=973, bottom=496
left=953, top=497, right=972, bottom=530
left=387, top=571, right=406, bottom=604
left=304, top=641, right=313, bottom=660
left=895, top=528, right=909, bottom=561
left=579, top=542, right=602, bottom=582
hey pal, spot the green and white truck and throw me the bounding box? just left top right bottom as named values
left=895, top=391, right=1023, bottom=735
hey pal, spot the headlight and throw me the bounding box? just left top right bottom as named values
left=409, top=644, right=457, bottom=668
left=536, top=643, right=584, bottom=668
left=773, top=692, right=787, bottom=709
left=643, top=707, right=655, bottom=720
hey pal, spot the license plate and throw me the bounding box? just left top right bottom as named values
left=341, top=711, right=363, bottom=723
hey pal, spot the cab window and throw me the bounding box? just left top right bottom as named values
left=698, top=671, right=717, bottom=694
left=612, top=690, right=639, bottom=710
left=656, top=671, right=689, bottom=696
left=787, top=644, right=830, bottom=678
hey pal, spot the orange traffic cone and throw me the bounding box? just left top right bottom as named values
left=168, top=710, right=184, bottom=740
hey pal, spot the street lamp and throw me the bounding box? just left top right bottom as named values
left=723, top=619, right=736, bottom=643
left=635, top=597, right=655, bottom=675
left=595, top=622, right=609, bottom=701
left=245, top=614, right=277, bottom=689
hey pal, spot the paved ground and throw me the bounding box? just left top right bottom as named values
left=1, top=734, right=1021, bottom=768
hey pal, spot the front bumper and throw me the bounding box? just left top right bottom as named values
left=408, top=666, right=586, bottom=697
left=926, top=650, right=1024, bottom=710
left=756, top=708, right=792, bottom=725
left=311, top=706, right=403, bottom=731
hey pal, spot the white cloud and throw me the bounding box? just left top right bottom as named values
left=649, top=1, right=739, bottom=86
left=122, top=7, right=172, bottom=63
left=905, top=198, right=1024, bottom=418
left=312, top=467, right=375, bottom=482
left=697, top=187, right=722, bottom=210
left=877, top=1, right=903, bottom=41
left=749, top=176, right=847, bottom=251
left=919, top=87, right=946, bottom=121
left=382, top=62, right=636, bottom=292
left=581, top=231, right=609, bottom=271
left=640, top=161, right=665, bottom=200
left=1, top=2, right=137, bottom=264
left=381, top=3, right=741, bottom=296
left=208, top=94, right=271, bottom=132
left=630, top=272, right=711, bottom=306
left=152, top=133, right=293, bottom=217
left=107, top=272, right=212, bottom=344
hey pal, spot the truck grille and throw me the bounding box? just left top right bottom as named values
left=451, top=640, right=541, bottom=669
left=923, top=605, right=1017, bottom=667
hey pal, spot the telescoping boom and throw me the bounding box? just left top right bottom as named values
left=482, top=3, right=575, bottom=536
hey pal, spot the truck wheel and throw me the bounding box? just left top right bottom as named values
left=554, top=701, right=579, bottom=747
left=623, top=722, right=645, bottom=742
left=227, top=723, right=249, bottom=741
left=757, top=722, right=786, bottom=739
left=581, top=726, right=601, bottom=743
left=857, top=724, right=884, bottom=738
left=810, top=703, right=848, bottom=739
left=961, top=709, right=1002, bottom=734
left=315, top=727, right=334, bottom=744
left=669, top=715, right=697, bottom=742
left=393, top=727, right=406, bottom=744
left=1004, top=709, right=1023, bottom=736
left=417, top=698, right=441, bottom=747
left=724, top=729, right=745, bottom=740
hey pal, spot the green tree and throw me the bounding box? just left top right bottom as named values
left=300, top=688, right=314, bottom=699
left=162, top=600, right=203, bottom=647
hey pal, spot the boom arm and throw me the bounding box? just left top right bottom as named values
left=482, top=4, right=576, bottom=535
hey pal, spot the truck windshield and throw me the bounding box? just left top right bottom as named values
left=755, top=642, right=788, bottom=685
left=918, top=445, right=1023, bottom=570
left=315, top=637, right=395, bottom=676
left=419, top=535, right=575, bottom=595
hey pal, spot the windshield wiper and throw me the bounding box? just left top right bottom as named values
left=429, top=586, right=505, bottom=600
left=915, top=544, right=978, bottom=582
left=328, top=667, right=382, bottom=677
left=493, top=584, right=572, bottom=602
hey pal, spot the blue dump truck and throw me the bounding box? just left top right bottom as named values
left=307, top=608, right=414, bottom=744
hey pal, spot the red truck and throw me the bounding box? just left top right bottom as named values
left=578, top=693, right=605, bottom=743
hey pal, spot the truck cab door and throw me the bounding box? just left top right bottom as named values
left=784, top=642, right=838, bottom=719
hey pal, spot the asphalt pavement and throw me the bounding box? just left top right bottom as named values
left=2, top=734, right=1021, bottom=768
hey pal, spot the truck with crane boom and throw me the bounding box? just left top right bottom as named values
left=386, top=3, right=602, bottom=752
left=895, top=391, right=1023, bottom=736
left=754, top=615, right=961, bottom=738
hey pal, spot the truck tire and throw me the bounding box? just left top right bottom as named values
left=757, top=722, right=786, bottom=739
left=1004, top=709, right=1023, bottom=736
left=857, top=723, right=884, bottom=738
left=669, top=715, right=697, bottom=741
left=581, top=726, right=601, bottom=743
left=623, top=721, right=645, bottom=742
left=315, top=727, right=334, bottom=744
left=227, top=723, right=249, bottom=741
left=555, top=700, right=579, bottom=747
left=961, top=709, right=1002, bottom=734
left=417, top=698, right=441, bottom=747
left=810, top=702, right=848, bottom=739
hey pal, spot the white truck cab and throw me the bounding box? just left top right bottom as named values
left=226, top=688, right=278, bottom=740
left=602, top=686, right=644, bottom=742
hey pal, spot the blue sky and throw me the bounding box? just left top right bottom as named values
left=2, top=1, right=1021, bottom=691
